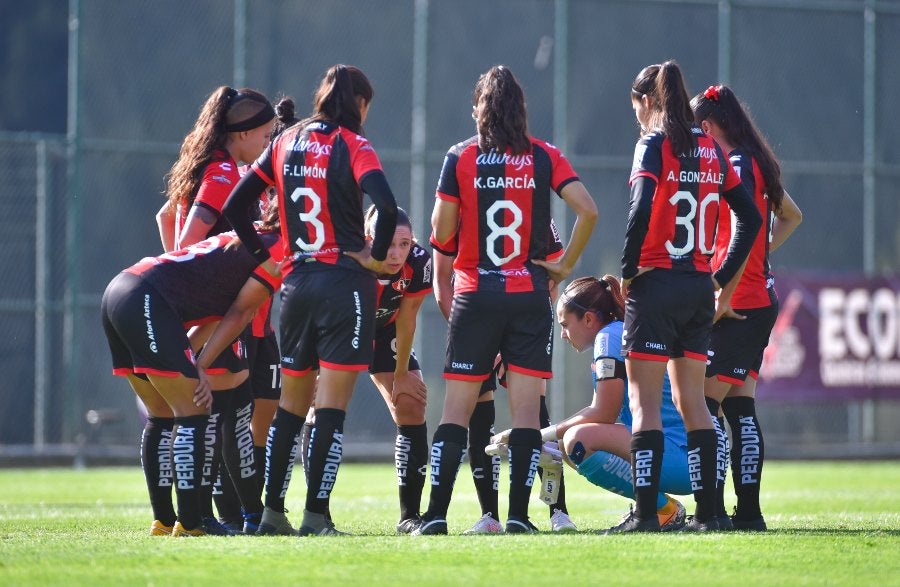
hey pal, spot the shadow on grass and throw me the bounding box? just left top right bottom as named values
left=766, top=528, right=900, bottom=536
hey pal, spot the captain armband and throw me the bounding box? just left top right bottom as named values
left=595, top=357, right=626, bottom=381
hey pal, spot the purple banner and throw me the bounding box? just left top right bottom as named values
left=757, top=273, right=900, bottom=401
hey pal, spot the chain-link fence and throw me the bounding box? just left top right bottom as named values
left=2, top=0, right=899, bottom=462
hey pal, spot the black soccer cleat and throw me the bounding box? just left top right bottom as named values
left=680, top=515, right=721, bottom=532
left=604, top=508, right=661, bottom=534
left=732, top=515, right=767, bottom=531
left=396, top=516, right=423, bottom=534
left=505, top=517, right=539, bottom=534
left=199, top=516, right=237, bottom=536
left=411, top=518, right=448, bottom=535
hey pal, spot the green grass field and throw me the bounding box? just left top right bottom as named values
left=1, top=461, right=898, bottom=586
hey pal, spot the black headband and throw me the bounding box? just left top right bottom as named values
left=225, top=95, right=276, bottom=132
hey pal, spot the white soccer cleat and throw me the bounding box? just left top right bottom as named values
left=462, top=513, right=503, bottom=534
left=550, top=509, right=578, bottom=532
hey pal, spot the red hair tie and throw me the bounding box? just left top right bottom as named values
left=704, top=85, right=721, bottom=101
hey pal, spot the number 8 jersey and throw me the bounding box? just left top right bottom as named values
left=250, top=120, right=385, bottom=276
left=626, top=126, right=742, bottom=274
left=432, top=135, right=579, bottom=294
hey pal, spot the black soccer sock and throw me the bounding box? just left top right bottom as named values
left=305, top=408, right=346, bottom=515
left=468, top=400, right=499, bottom=517
left=722, top=396, right=764, bottom=519
left=631, top=430, right=664, bottom=522
left=705, top=396, right=728, bottom=518
left=212, top=468, right=242, bottom=522
left=507, top=428, right=542, bottom=521
left=253, top=445, right=267, bottom=495
left=717, top=415, right=729, bottom=517
left=300, top=421, right=314, bottom=486
left=140, top=416, right=176, bottom=526
left=687, top=428, right=719, bottom=522
left=212, top=389, right=240, bottom=522
left=198, top=389, right=231, bottom=518
left=172, top=414, right=209, bottom=530
left=396, top=423, right=428, bottom=521
left=539, top=396, right=568, bottom=515
left=423, top=423, right=467, bottom=521
left=263, top=407, right=304, bottom=512
left=221, top=388, right=264, bottom=515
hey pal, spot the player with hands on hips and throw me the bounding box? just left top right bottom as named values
left=223, top=64, right=398, bottom=536
left=614, top=61, right=761, bottom=533
left=416, top=65, right=597, bottom=535
left=692, top=84, right=802, bottom=531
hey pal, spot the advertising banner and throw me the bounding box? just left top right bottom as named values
left=758, top=274, right=900, bottom=401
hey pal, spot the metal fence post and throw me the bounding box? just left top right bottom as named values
left=550, top=0, right=569, bottom=421
left=410, top=0, right=429, bottom=236
left=63, top=0, right=83, bottom=445
left=234, top=0, right=247, bottom=88
left=863, top=0, right=876, bottom=274
left=34, top=140, right=50, bottom=448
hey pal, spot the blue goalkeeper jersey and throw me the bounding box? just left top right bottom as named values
left=591, top=320, right=688, bottom=449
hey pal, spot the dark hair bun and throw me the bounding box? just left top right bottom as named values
left=275, top=97, right=296, bottom=122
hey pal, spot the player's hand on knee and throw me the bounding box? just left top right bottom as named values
left=392, top=372, right=427, bottom=406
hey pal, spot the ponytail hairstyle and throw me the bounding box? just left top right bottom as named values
left=306, top=64, right=373, bottom=135
left=165, top=86, right=273, bottom=213
left=271, top=95, right=299, bottom=139
left=258, top=198, right=280, bottom=233
left=559, top=275, right=625, bottom=325
left=631, top=60, right=695, bottom=156
left=364, top=204, right=412, bottom=240
left=691, top=85, right=785, bottom=211
left=473, top=65, right=531, bottom=155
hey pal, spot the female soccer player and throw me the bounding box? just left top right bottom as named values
left=213, top=96, right=300, bottom=534
left=549, top=275, right=689, bottom=531
left=692, top=84, right=803, bottom=531
left=157, top=87, right=276, bottom=534
left=101, top=213, right=283, bottom=537
left=417, top=65, right=597, bottom=534
left=615, top=61, right=761, bottom=533
left=157, top=86, right=275, bottom=252
left=436, top=228, right=577, bottom=534
left=359, top=206, right=432, bottom=534
left=223, top=64, right=398, bottom=536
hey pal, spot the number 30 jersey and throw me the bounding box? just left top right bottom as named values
left=250, top=120, right=385, bottom=277
left=432, top=135, right=579, bottom=294
left=627, top=126, right=742, bottom=273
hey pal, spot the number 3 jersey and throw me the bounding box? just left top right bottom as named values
left=431, top=135, right=579, bottom=294
left=123, top=231, right=283, bottom=327
left=249, top=120, right=385, bottom=276
left=626, top=126, right=742, bottom=274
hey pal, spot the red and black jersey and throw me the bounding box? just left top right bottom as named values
left=124, top=231, right=283, bottom=327
left=174, top=150, right=239, bottom=248
left=431, top=136, right=578, bottom=294
left=250, top=120, right=384, bottom=276
left=374, top=242, right=433, bottom=329
left=627, top=127, right=742, bottom=273
left=712, top=150, right=776, bottom=309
